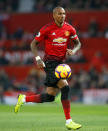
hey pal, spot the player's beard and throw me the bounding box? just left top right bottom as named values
left=55, top=18, right=65, bottom=27
left=59, top=19, right=64, bottom=25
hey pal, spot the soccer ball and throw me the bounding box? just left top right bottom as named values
left=55, top=64, right=71, bottom=79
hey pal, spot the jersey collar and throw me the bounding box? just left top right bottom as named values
left=53, top=21, right=65, bottom=28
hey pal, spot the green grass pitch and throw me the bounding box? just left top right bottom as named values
left=0, top=103, right=108, bottom=131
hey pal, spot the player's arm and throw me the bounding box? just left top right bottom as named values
left=30, top=39, right=45, bottom=68
left=67, top=38, right=81, bottom=56
left=30, top=39, right=39, bottom=56
left=67, top=26, right=81, bottom=56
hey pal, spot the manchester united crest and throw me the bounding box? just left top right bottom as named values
left=65, top=31, right=70, bottom=36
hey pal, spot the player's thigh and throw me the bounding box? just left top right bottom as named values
left=46, top=87, right=60, bottom=96
left=57, top=79, right=68, bottom=89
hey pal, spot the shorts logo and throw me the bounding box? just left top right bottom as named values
left=65, top=31, right=70, bottom=36
left=53, top=37, right=67, bottom=43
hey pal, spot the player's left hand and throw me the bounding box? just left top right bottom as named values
left=66, top=49, right=74, bottom=56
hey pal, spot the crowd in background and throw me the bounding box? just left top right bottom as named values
left=0, top=0, right=19, bottom=13
left=0, top=0, right=108, bottom=13
left=0, top=1, right=108, bottom=42
left=0, top=15, right=108, bottom=42
left=34, top=0, right=108, bottom=12
left=0, top=12, right=107, bottom=66
left=69, top=66, right=108, bottom=102
left=0, top=65, right=108, bottom=103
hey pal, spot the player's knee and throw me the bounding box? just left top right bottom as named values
left=41, top=93, right=55, bottom=102
left=57, top=79, right=68, bottom=88
left=61, top=86, right=70, bottom=100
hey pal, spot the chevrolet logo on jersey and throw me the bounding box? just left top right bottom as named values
left=53, top=37, right=67, bottom=43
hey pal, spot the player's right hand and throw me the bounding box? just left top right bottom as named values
left=37, top=59, right=45, bottom=68
left=35, top=56, right=45, bottom=68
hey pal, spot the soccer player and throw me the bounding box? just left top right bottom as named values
left=15, top=7, right=82, bottom=130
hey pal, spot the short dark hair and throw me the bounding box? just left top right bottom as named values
left=53, top=6, right=64, bottom=14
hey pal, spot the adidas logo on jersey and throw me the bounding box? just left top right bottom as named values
left=52, top=32, right=56, bottom=35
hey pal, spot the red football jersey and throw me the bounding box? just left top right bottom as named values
left=35, top=22, right=78, bottom=61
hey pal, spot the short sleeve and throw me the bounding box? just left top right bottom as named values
left=70, top=26, right=78, bottom=40
left=35, top=26, right=47, bottom=42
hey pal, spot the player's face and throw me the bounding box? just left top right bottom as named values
left=53, top=8, right=66, bottom=25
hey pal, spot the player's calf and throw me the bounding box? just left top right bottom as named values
left=41, top=93, right=55, bottom=102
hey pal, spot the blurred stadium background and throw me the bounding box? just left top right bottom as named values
left=0, top=0, right=108, bottom=105
left=0, top=0, right=108, bottom=131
